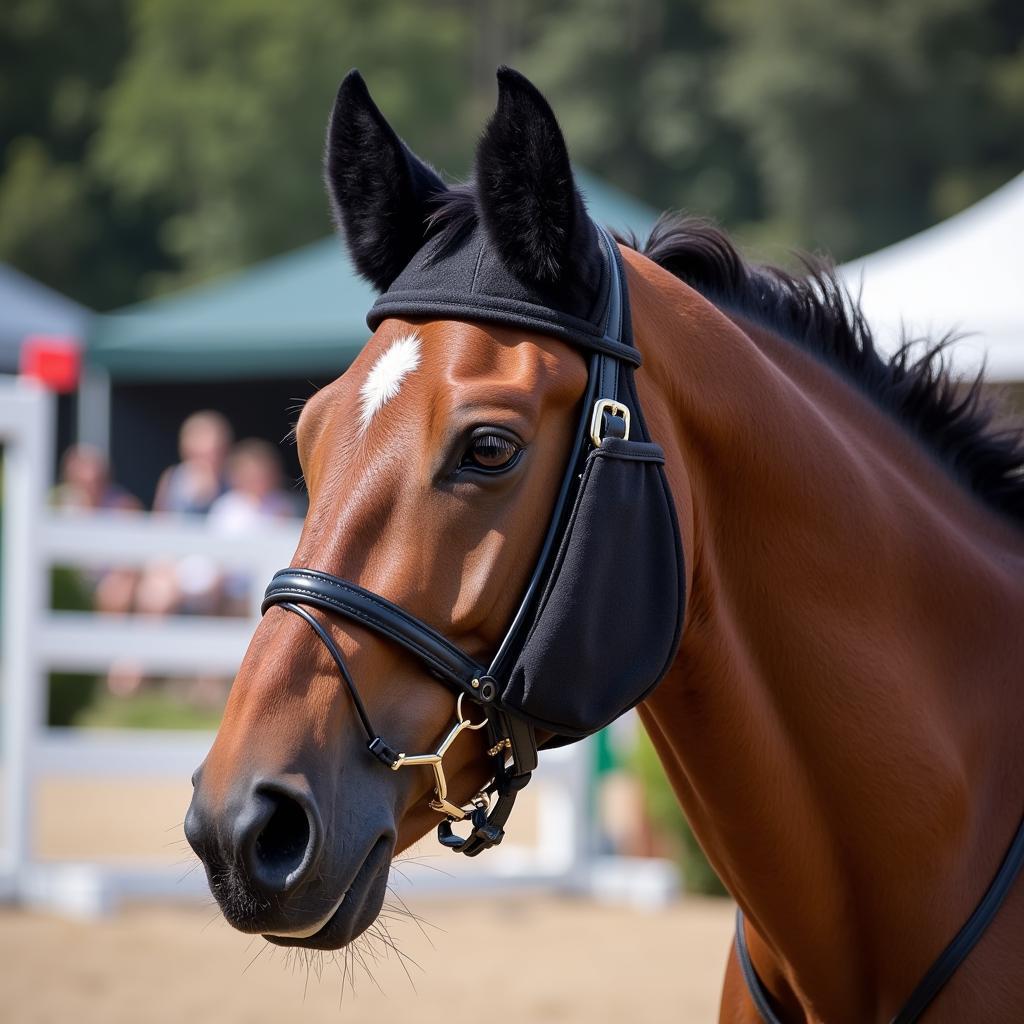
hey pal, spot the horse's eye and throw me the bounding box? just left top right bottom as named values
left=461, top=431, right=522, bottom=473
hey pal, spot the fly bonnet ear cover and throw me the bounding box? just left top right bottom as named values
left=363, top=69, right=686, bottom=739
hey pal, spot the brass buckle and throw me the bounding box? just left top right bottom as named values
left=589, top=399, right=631, bottom=448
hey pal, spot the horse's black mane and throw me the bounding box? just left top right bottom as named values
left=429, top=190, right=1024, bottom=523
left=626, top=214, right=1024, bottom=524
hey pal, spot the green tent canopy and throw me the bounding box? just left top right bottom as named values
left=86, top=171, right=659, bottom=380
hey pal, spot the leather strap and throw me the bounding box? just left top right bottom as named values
left=734, top=909, right=786, bottom=1024
left=890, top=808, right=1024, bottom=1023
left=277, top=601, right=384, bottom=748
left=735, top=807, right=1024, bottom=1024
left=368, top=294, right=642, bottom=366
left=595, top=224, right=624, bottom=411
left=264, top=568, right=485, bottom=698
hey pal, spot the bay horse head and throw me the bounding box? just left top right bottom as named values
left=185, top=67, right=684, bottom=948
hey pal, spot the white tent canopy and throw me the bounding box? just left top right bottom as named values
left=839, top=172, right=1024, bottom=382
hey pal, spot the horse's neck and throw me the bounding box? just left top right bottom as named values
left=624, top=250, right=1024, bottom=1019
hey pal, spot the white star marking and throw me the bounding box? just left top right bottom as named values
left=358, top=333, right=421, bottom=431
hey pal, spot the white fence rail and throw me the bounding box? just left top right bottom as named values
left=0, top=379, right=50, bottom=902
left=0, top=379, right=674, bottom=917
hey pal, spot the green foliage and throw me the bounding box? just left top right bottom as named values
left=631, top=730, right=726, bottom=897
left=74, top=689, right=223, bottom=730
left=518, top=0, right=763, bottom=235
left=0, top=0, right=170, bottom=307
left=1, top=0, right=1022, bottom=305
left=48, top=673, right=100, bottom=727
left=91, top=0, right=473, bottom=291
left=47, top=567, right=99, bottom=726
left=713, top=0, right=1024, bottom=256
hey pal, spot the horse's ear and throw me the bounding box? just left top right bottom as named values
left=475, top=67, right=592, bottom=287
left=325, top=70, right=447, bottom=291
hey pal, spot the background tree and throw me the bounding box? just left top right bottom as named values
left=712, top=0, right=1024, bottom=257
left=91, top=0, right=474, bottom=293
left=514, top=0, right=764, bottom=239
left=0, top=0, right=170, bottom=308
left=1, top=0, right=1022, bottom=308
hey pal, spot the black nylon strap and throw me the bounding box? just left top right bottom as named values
left=890, top=809, right=1024, bottom=1023
left=735, top=909, right=786, bottom=1024
left=735, top=807, right=1024, bottom=1024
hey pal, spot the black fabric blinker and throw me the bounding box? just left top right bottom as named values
left=498, top=436, right=684, bottom=736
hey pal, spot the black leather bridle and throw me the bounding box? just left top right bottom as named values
left=262, top=219, right=1024, bottom=1018
left=262, top=226, right=635, bottom=856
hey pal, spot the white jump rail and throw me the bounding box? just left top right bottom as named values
left=0, top=379, right=675, bottom=917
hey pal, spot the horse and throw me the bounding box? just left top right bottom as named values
left=184, top=67, right=1024, bottom=1022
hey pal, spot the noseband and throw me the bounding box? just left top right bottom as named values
left=262, top=227, right=684, bottom=855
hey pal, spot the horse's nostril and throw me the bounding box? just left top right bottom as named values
left=255, top=794, right=310, bottom=874
left=241, top=783, right=321, bottom=894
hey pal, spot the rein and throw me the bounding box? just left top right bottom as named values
left=735, top=809, right=1024, bottom=1022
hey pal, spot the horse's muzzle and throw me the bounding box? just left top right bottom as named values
left=185, top=776, right=325, bottom=926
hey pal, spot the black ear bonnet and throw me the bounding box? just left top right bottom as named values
left=367, top=219, right=637, bottom=366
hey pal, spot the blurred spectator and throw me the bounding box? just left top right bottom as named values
left=135, top=431, right=299, bottom=619
left=53, top=444, right=141, bottom=514
left=51, top=444, right=141, bottom=616
left=153, top=410, right=232, bottom=515
left=209, top=439, right=301, bottom=613
left=208, top=438, right=300, bottom=530
left=135, top=410, right=233, bottom=621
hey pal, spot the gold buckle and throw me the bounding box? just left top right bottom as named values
left=589, top=399, right=631, bottom=448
